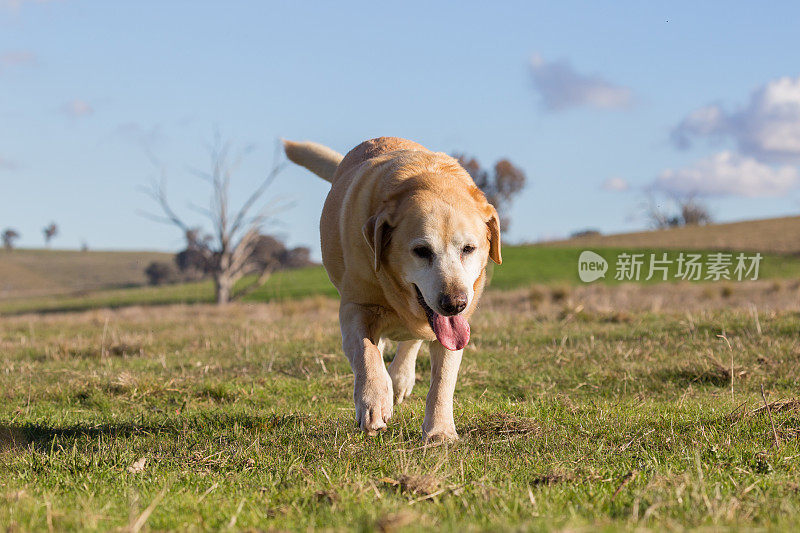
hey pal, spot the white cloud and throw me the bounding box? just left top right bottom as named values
left=670, top=104, right=727, bottom=148
left=672, top=76, right=800, bottom=163
left=530, top=54, right=633, bottom=111
left=654, top=151, right=799, bottom=198
left=602, top=177, right=630, bottom=191
left=61, top=99, right=93, bottom=117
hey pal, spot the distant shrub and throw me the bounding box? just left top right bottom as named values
left=173, top=233, right=314, bottom=281
left=145, top=261, right=179, bottom=286
left=570, top=229, right=601, bottom=239
left=278, top=246, right=313, bottom=269
left=175, top=248, right=211, bottom=280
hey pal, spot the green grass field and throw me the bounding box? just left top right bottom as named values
left=3, top=241, right=800, bottom=530
left=3, top=245, right=800, bottom=315
left=2, top=293, right=800, bottom=530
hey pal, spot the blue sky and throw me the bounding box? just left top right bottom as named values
left=2, top=1, right=800, bottom=255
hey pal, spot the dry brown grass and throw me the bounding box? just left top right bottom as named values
left=483, top=279, right=800, bottom=315
left=0, top=249, right=173, bottom=299
left=545, top=215, right=800, bottom=254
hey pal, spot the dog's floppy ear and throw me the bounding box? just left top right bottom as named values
left=485, top=204, right=502, bottom=265
left=362, top=207, right=394, bottom=271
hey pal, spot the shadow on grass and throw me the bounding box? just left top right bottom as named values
left=0, top=412, right=308, bottom=453
left=651, top=366, right=731, bottom=387
left=0, top=297, right=212, bottom=317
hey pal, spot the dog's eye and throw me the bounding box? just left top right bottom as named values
left=412, top=246, right=433, bottom=259
left=462, top=245, right=476, bottom=255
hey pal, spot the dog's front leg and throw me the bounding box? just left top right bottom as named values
left=339, top=302, right=394, bottom=435
left=421, top=341, right=462, bottom=442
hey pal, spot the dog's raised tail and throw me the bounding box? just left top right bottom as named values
left=282, top=140, right=343, bottom=183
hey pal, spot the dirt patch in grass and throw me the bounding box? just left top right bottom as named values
left=530, top=469, right=577, bottom=486
left=380, top=473, right=442, bottom=498
left=464, top=413, right=542, bottom=438
left=753, top=398, right=800, bottom=415
left=398, top=473, right=440, bottom=496
left=376, top=511, right=419, bottom=532
left=313, top=489, right=340, bottom=504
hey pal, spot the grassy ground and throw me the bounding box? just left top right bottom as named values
left=4, top=246, right=800, bottom=315
left=2, top=291, right=800, bottom=530
left=0, top=266, right=337, bottom=315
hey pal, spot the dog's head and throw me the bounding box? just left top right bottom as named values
left=363, top=164, right=501, bottom=351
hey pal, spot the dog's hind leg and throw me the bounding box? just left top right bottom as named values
left=376, top=337, right=391, bottom=357
left=388, top=340, right=423, bottom=405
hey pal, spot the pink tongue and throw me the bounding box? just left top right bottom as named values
left=432, top=313, right=470, bottom=351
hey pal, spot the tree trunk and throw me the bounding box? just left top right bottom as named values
left=214, top=275, right=234, bottom=305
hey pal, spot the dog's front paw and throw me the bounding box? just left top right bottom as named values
left=388, top=362, right=415, bottom=405
left=421, top=422, right=459, bottom=444
left=354, top=370, right=394, bottom=436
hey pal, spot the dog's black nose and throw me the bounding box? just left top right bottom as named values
left=438, top=292, right=467, bottom=315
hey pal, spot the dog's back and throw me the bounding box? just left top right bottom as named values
left=283, top=137, right=429, bottom=185
left=334, top=137, right=429, bottom=180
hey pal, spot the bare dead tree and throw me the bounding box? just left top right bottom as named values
left=643, top=193, right=712, bottom=229
left=142, top=135, right=285, bottom=304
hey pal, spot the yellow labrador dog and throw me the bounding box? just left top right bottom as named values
left=284, top=137, right=501, bottom=442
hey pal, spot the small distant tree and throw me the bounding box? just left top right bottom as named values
left=247, top=234, right=286, bottom=272
left=143, top=134, right=285, bottom=304
left=453, top=154, right=526, bottom=231
left=279, top=246, right=313, bottom=269
left=43, top=222, right=58, bottom=247
left=680, top=198, right=713, bottom=226
left=644, top=194, right=712, bottom=229
left=2, top=229, right=20, bottom=251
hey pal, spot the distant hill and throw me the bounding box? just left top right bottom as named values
left=3, top=215, right=799, bottom=306
left=0, top=249, right=173, bottom=299
left=549, top=215, right=800, bottom=254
